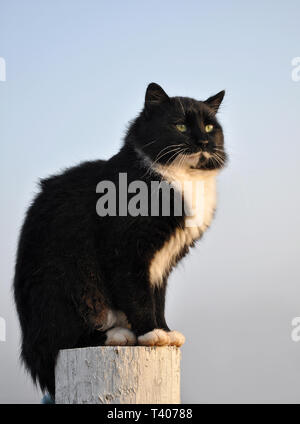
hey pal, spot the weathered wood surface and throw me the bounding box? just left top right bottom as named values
left=55, top=346, right=181, bottom=404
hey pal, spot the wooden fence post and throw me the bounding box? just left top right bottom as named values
left=55, top=346, right=181, bottom=404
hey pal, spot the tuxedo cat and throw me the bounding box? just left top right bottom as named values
left=14, top=83, right=227, bottom=397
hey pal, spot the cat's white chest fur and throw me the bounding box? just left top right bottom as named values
left=149, top=164, right=218, bottom=287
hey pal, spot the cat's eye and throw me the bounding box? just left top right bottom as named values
left=205, top=124, right=214, bottom=133
left=176, top=124, right=187, bottom=133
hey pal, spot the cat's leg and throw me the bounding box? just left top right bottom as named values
left=133, top=285, right=171, bottom=347
left=103, top=280, right=184, bottom=347
left=109, top=275, right=171, bottom=346
left=138, top=328, right=171, bottom=346
left=154, top=282, right=186, bottom=347
left=77, top=324, right=136, bottom=348
left=167, top=330, right=186, bottom=347
left=154, top=283, right=170, bottom=331
left=105, top=326, right=136, bottom=346
left=104, top=311, right=136, bottom=346
left=77, top=282, right=137, bottom=346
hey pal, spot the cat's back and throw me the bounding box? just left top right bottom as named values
left=24, top=159, right=106, bottom=230
left=40, top=159, right=107, bottom=193
left=15, top=160, right=107, bottom=271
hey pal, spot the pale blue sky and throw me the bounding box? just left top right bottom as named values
left=1, top=0, right=300, bottom=403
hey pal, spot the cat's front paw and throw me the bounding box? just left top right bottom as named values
left=168, top=330, right=185, bottom=347
left=105, top=326, right=136, bottom=346
left=138, top=329, right=170, bottom=346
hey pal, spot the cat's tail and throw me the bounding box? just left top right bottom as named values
left=14, top=283, right=87, bottom=399
left=20, top=329, right=107, bottom=398
left=21, top=337, right=57, bottom=398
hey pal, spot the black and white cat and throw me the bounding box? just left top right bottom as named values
left=13, top=83, right=227, bottom=398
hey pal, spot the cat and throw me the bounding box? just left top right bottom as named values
left=13, top=83, right=227, bottom=398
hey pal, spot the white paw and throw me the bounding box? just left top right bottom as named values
left=105, top=326, right=136, bottom=346
left=138, top=329, right=170, bottom=346
left=168, top=330, right=185, bottom=347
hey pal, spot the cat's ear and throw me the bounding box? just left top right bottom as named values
left=204, top=90, right=225, bottom=113
left=145, top=83, right=169, bottom=109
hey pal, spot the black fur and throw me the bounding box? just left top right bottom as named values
left=13, top=83, right=226, bottom=397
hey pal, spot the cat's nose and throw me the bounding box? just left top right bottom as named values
left=199, top=140, right=209, bottom=145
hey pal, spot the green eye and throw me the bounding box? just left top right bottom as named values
left=205, top=124, right=214, bottom=133
left=176, top=124, right=187, bottom=132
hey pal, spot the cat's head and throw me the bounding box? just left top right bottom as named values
left=130, top=83, right=227, bottom=171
